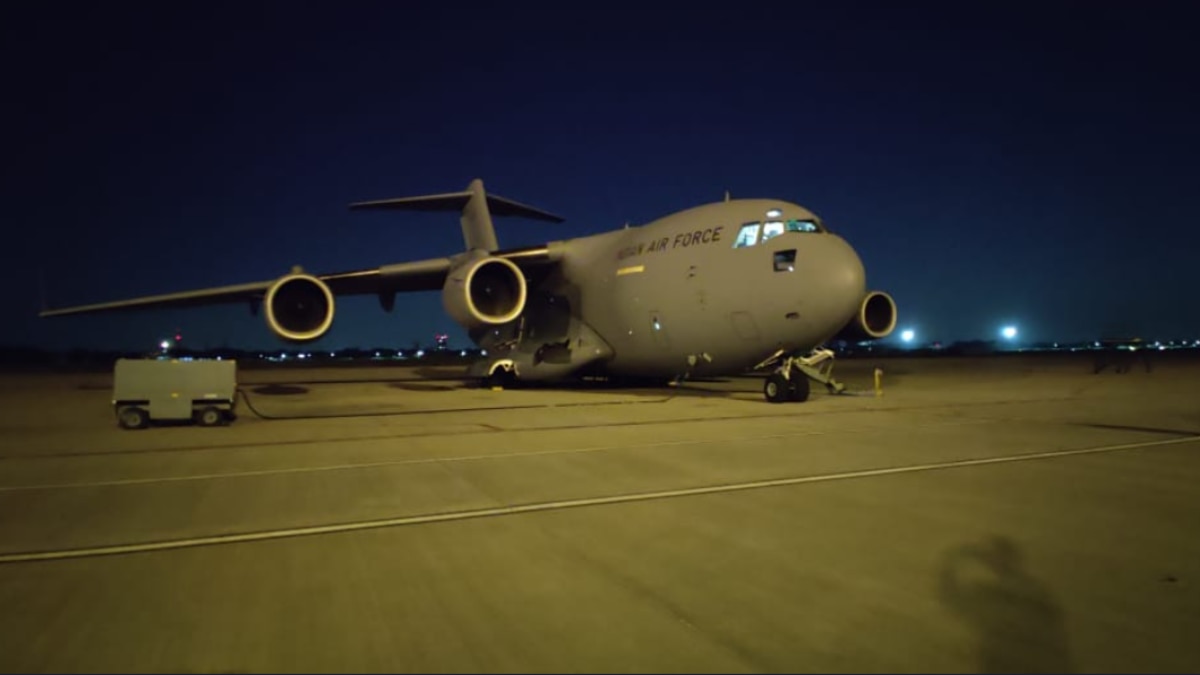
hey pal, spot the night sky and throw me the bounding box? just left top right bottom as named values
left=4, top=2, right=1198, bottom=352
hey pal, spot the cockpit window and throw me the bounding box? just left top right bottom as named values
left=734, top=218, right=821, bottom=248
left=761, top=221, right=785, bottom=242
left=733, top=222, right=760, bottom=248
left=786, top=219, right=820, bottom=233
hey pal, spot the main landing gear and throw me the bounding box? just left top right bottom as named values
left=759, top=348, right=846, bottom=403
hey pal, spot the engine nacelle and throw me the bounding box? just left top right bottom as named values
left=264, top=272, right=335, bottom=342
left=833, top=290, right=898, bottom=342
left=442, top=256, right=527, bottom=330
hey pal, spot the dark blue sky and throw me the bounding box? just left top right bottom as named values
left=4, top=2, right=1198, bottom=351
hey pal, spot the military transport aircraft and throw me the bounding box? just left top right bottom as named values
left=40, top=179, right=897, bottom=402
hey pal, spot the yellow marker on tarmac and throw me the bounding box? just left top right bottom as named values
left=874, top=367, right=884, bottom=397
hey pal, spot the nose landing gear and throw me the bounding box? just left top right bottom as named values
left=764, top=370, right=810, bottom=403
left=758, top=348, right=846, bottom=403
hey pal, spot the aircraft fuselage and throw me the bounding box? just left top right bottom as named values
left=477, top=199, right=873, bottom=381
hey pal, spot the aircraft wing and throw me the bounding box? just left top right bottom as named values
left=40, top=278, right=281, bottom=317
left=39, top=246, right=560, bottom=318
left=38, top=257, right=455, bottom=318
left=40, top=178, right=565, bottom=320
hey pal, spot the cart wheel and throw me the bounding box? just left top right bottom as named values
left=196, top=406, right=224, bottom=427
left=117, top=406, right=149, bottom=430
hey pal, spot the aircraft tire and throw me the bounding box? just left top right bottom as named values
left=764, top=373, right=791, bottom=403
left=788, top=375, right=811, bottom=402
left=484, top=368, right=517, bottom=390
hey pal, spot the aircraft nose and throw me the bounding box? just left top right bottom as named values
left=808, top=234, right=866, bottom=309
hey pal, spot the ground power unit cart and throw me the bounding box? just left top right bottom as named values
left=112, top=358, right=238, bottom=429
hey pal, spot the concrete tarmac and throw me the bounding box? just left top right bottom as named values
left=0, top=354, right=1197, bottom=673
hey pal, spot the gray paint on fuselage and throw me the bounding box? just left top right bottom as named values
left=522, top=199, right=867, bottom=379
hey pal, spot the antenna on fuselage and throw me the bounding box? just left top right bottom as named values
left=724, top=190, right=731, bottom=203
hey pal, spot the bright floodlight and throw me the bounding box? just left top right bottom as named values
left=160, top=340, right=170, bottom=350
left=1001, top=325, right=1018, bottom=340
left=900, top=329, right=915, bottom=343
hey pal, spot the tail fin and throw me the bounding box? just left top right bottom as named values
left=349, top=178, right=564, bottom=253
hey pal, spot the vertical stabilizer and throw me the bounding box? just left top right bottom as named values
left=348, top=178, right=565, bottom=253
left=461, top=179, right=499, bottom=252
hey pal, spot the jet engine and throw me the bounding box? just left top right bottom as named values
left=264, top=272, right=335, bottom=342
left=442, top=256, right=527, bottom=330
left=833, top=290, right=897, bottom=342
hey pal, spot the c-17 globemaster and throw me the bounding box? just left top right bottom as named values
left=41, top=179, right=897, bottom=402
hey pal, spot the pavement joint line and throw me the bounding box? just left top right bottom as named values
left=0, top=419, right=997, bottom=492
left=1, top=434, right=1195, bottom=564
left=0, top=395, right=1080, bottom=461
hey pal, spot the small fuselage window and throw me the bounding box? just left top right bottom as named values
left=774, top=249, right=797, bottom=272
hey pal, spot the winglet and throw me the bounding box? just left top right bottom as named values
left=349, top=178, right=564, bottom=253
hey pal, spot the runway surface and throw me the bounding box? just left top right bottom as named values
left=0, top=354, right=1197, bottom=672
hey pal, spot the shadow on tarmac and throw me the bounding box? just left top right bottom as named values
left=386, top=381, right=458, bottom=391
left=250, top=384, right=309, bottom=396
left=939, top=535, right=1074, bottom=674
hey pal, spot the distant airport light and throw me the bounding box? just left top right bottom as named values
left=1001, top=326, right=1018, bottom=340
left=900, top=329, right=915, bottom=343
left=160, top=340, right=170, bottom=351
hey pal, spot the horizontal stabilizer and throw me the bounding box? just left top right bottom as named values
left=350, top=189, right=565, bottom=223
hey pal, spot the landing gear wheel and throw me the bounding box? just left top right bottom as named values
left=788, top=373, right=811, bottom=402
left=764, top=373, right=791, bottom=403
left=485, top=368, right=517, bottom=390
left=117, top=406, right=149, bottom=430
left=196, top=406, right=225, bottom=427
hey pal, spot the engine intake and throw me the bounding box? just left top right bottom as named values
left=833, top=290, right=897, bottom=342
left=442, top=256, right=527, bottom=329
left=264, top=272, right=335, bottom=342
